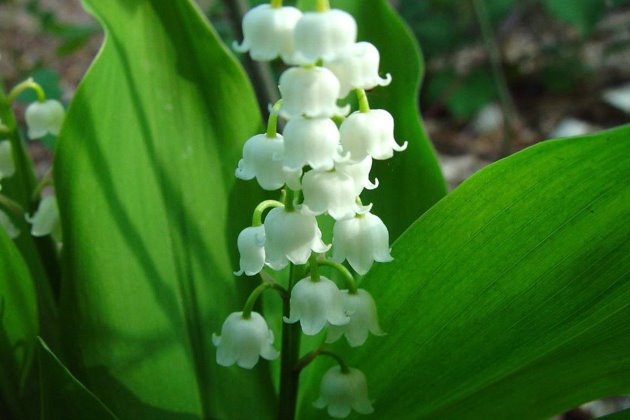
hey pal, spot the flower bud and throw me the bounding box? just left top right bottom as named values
left=235, top=133, right=301, bottom=191
left=263, top=206, right=330, bottom=269
left=233, top=4, right=302, bottom=62
left=212, top=311, right=278, bottom=369
left=26, top=195, right=61, bottom=242
left=284, top=276, right=349, bottom=335
left=326, top=289, right=385, bottom=347
left=313, top=366, right=374, bottom=418
left=279, top=66, right=347, bottom=119
left=25, top=100, right=65, bottom=139
left=0, top=141, right=15, bottom=185
left=340, top=109, right=407, bottom=161
left=301, top=169, right=370, bottom=220
left=294, top=9, right=357, bottom=63
left=0, top=210, right=19, bottom=239
left=325, top=42, right=392, bottom=98
left=335, top=156, right=378, bottom=196
left=234, top=226, right=265, bottom=276
left=332, top=212, right=392, bottom=275
left=283, top=117, right=341, bottom=171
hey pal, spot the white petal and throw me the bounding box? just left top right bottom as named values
left=301, top=169, right=360, bottom=220
left=0, top=210, right=20, bottom=239
left=26, top=195, right=60, bottom=239
left=282, top=117, right=340, bottom=171
left=235, top=226, right=266, bottom=276
left=294, top=9, right=357, bottom=63
left=339, top=109, right=404, bottom=161
left=25, top=100, right=65, bottom=139
left=279, top=67, right=341, bottom=119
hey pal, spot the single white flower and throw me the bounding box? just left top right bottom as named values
left=340, top=109, right=407, bottom=161
left=233, top=4, right=302, bottom=62
left=264, top=206, right=330, bottom=269
left=212, top=311, right=278, bottom=369
left=282, top=117, right=342, bottom=171
left=0, top=210, right=19, bottom=239
left=234, top=226, right=266, bottom=276
left=301, top=169, right=370, bottom=220
left=326, top=289, right=385, bottom=347
left=279, top=66, right=348, bottom=119
left=25, top=100, right=65, bottom=139
left=294, top=9, right=357, bottom=63
left=284, top=276, right=349, bottom=335
left=0, top=141, right=16, bottom=185
left=313, top=366, right=374, bottom=418
left=325, top=42, right=392, bottom=98
left=26, top=195, right=61, bottom=242
left=335, top=156, right=378, bottom=196
left=235, top=133, right=301, bottom=191
left=332, top=212, right=392, bottom=275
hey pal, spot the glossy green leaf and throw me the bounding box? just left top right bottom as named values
left=299, top=126, right=630, bottom=419
left=0, top=228, right=38, bottom=418
left=599, top=408, right=630, bottom=419
left=55, top=0, right=273, bottom=418
left=38, top=337, right=117, bottom=420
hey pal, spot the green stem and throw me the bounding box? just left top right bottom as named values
left=284, top=188, right=296, bottom=212
left=278, top=263, right=302, bottom=420
left=242, top=282, right=270, bottom=319
left=31, top=166, right=54, bottom=201
left=0, top=193, right=25, bottom=216
left=356, top=88, right=370, bottom=113
left=266, top=99, right=284, bottom=138
left=295, top=348, right=350, bottom=374
left=270, top=0, right=282, bottom=8
left=7, top=78, right=46, bottom=104
left=309, top=254, right=321, bottom=282
left=316, top=0, right=330, bottom=12
left=252, top=199, right=283, bottom=226
left=318, top=260, right=358, bottom=294
left=259, top=271, right=289, bottom=301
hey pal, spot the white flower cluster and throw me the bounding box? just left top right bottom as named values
left=214, top=2, right=404, bottom=417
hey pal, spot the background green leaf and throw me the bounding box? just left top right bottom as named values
left=299, top=126, right=630, bottom=419
left=38, top=337, right=117, bottom=420
left=55, top=0, right=273, bottom=418
left=0, top=228, right=38, bottom=418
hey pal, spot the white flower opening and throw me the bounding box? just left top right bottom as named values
left=340, top=109, right=408, bottom=161
left=325, top=42, right=392, bottom=99
left=279, top=66, right=348, bottom=119
left=326, top=289, right=385, bottom=347
left=282, top=116, right=342, bottom=171
left=234, top=226, right=266, bottom=276
left=332, top=212, right=393, bottom=275
left=25, top=99, right=65, bottom=139
left=212, top=311, right=279, bottom=369
left=293, top=9, right=357, bottom=63
left=301, top=169, right=371, bottom=220
left=263, top=206, right=330, bottom=269
left=0, top=210, right=19, bottom=239
left=313, top=366, right=374, bottom=418
left=233, top=4, right=302, bottom=62
left=335, top=156, right=379, bottom=196
left=284, top=276, right=349, bottom=335
left=26, top=195, right=61, bottom=242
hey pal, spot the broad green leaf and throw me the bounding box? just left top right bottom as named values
left=599, top=408, right=630, bottom=419
left=0, top=228, right=38, bottom=418
left=299, top=0, right=447, bottom=239
left=55, top=0, right=273, bottom=418
left=38, top=337, right=118, bottom=420
left=299, top=125, right=630, bottom=419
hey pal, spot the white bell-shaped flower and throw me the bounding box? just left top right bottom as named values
left=294, top=9, right=357, bottom=63
left=0, top=142, right=15, bottom=185
left=279, top=66, right=348, bottom=119
left=212, top=311, right=278, bottom=369
left=332, top=212, right=392, bottom=275
left=326, top=289, right=385, bottom=347
left=264, top=206, right=330, bottom=269
left=233, top=4, right=302, bottom=62
left=235, top=134, right=301, bottom=191
left=313, top=366, right=374, bottom=418
left=301, top=169, right=370, bottom=220
left=284, top=276, right=349, bottom=335
left=283, top=117, right=341, bottom=171
left=325, top=42, right=392, bottom=98
left=340, top=109, right=408, bottom=161
left=0, top=210, right=19, bottom=239
left=234, top=226, right=265, bottom=276
left=25, top=100, right=65, bottom=139
left=26, top=195, right=61, bottom=242
left=335, top=156, right=378, bottom=196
